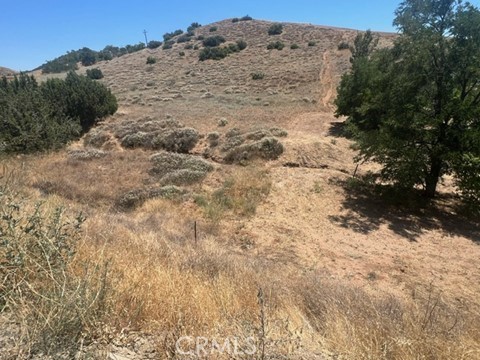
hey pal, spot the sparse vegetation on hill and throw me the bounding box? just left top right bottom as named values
left=41, top=44, right=146, bottom=74
left=232, top=15, right=253, bottom=23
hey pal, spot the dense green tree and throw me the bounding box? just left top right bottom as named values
left=335, top=0, right=480, bottom=204
left=86, top=68, right=104, bottom=79
left=187, top=22, right=202, bottom=33
left=147, top=40, right=162, bottom=49
left=0, top=74, right=80, bottom=153
left=61, top=72, right=117, bottom=132
left=0, top=72, right=117, bottom=153
left=78, top=47, right=97, bottom=66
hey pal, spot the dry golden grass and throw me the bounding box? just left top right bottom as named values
left=3, top=161, right=480, bottom=359
left=23, top=148, right=151, bottom=209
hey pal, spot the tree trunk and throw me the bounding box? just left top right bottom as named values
left=425, top=157, right=443, bottom=198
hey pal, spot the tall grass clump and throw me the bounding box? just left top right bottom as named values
left=0, top=171, right=110, bottom=357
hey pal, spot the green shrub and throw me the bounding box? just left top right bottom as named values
left=187, top=22, right=202, bottom=33
left=149, top=152, right=214, bottom=179
left=209, top=26, right=218, bottom=32
left=184, top=43, right=194, bottom=50
left=290, top=43, right=300, bottom=49
left=236, top=40, right=248, bottom=50
left=232, top=18, right=240, bottom=23
left=41, top=44, right=146, bottom=74
left=125, top=42, right=146, bottom=53
left=240, top=15, right=253, bottom=21
left=85, top=68, right=104, bottom=79
left=163, top=40, right=175, bottom=50
left=224, top=137, right=284, bottom=164
left=120, top=132, right=149, bottom=149
left=268, top=23, right=283, bottom=35
left=119, top=123, right=199, bottom=153
left=199, top=36, right=247, bottom=61
left=203, top=35, right=226, bottom=47
left=177, top=34, right=192, bottom=43
left=43, top=71, right=117, bottom=133
left=267, top=41, right=285, bottom=50
left=153, top=128, right=200, bottom=153
left=147, top=40, right=163, bottom=49
left=146, top=56, right=157, bottom=64
left=79, top=47, right=97, bottom=66
left=251, top=72, right=265, bottom=80
left=163, top=29, right=183, bottom=41
left=217, top=118, right=228, bottom=127
left=0, top=75, right=80, bottom=153
left=228, top=43, right=240, bottom=53
left=270, top=127, right=288, bottom=137
left=199, top=47, right=230, bottom=61
left=179, top=51, right=185, bottom=56
left=245, top=129, right=272, bottom=141
left=83, top=128, right=111, bottom=148
left=196, top=35, right=205, bottom=41
left=207, top=132, right=220, bottom=147
left=338, top=41, right=350, bottom=50
left=308, top=40, right=317, bottom=47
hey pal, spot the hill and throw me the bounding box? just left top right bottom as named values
left=2, top=18, right=480, bottom=359
left=0, top=66, right=16, bottom=77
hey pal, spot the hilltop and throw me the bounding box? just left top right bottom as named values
left=2, top=18, right=480, bottom=360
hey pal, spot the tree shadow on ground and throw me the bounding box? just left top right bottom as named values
left=327, top=121, right=347, bottom=138
left=328, top=177, right=480, bottom=243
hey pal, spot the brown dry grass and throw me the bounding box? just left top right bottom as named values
left=2, top=19, right=479, bottom=359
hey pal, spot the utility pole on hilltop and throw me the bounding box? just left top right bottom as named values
left=143, top=30, right=148, bottom=47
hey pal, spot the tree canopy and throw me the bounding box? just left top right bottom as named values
left=335, top=0, right=480, bottom=206
left=0, top=72, right=117, bottom=153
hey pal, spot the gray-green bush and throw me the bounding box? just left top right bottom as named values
left=0, top=180, right=109, bottom=356
left=268, top=23, right=283, bottom=35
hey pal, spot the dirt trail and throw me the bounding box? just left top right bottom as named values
left=320, top=50, right=336, bottom=110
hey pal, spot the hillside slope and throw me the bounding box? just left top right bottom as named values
left=0, top=66, right=16, bottom=77
left=5, top=19, right=480, bottom=359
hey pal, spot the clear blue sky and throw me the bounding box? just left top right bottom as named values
left=1, top=0, right=479, bottom=71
